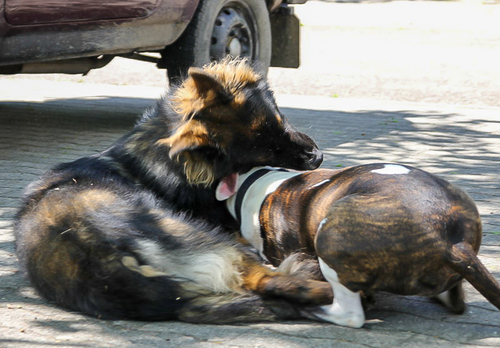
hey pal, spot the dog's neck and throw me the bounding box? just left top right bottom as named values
left=104, top=124, right=238, bottom=230
left=221, top=167, right=302, bottom=258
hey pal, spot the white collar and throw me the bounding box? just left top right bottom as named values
left=224, top=167, right=302, bottom=258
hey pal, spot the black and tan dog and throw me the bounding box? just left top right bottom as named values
left=217, top=163, right=500, bottom=327
left=14, top=58, right=332, bottom=323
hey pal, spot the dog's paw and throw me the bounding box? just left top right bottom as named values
left=306, top=305, right=365, bottom=328
left=433, top=282, right=465, bottom=314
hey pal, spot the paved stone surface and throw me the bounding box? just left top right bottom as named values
left=0, top=79, right=499, bottom=347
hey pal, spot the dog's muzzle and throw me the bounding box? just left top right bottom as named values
left=308, top=149, right=324, bottom=169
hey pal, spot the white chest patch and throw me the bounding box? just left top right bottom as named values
left=225, top=168, right=301, bottom=260
left=371, top=164, right=410, bottom=175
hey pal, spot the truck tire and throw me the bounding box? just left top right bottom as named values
left=161, top=0, right=271, bottom=84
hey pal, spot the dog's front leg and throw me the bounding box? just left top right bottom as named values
left=310, top=258, right=365, bottom=328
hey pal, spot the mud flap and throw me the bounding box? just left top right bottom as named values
left=270, top=5, right=301, bottom=68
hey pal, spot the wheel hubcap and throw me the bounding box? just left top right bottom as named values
left=228, top=38, right=242, bottom=56
left=210, top=7, right=254, bottom=61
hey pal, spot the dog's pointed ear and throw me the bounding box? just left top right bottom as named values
left=188, top=67, right=232, bottom=102
left=157, top=120, right=213, bottom=159
left=156, top=120, right=220, bottom=186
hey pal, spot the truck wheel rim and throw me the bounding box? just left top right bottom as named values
left=210, top=6, right=255, bottom=61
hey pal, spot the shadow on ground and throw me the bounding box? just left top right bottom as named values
left=0, top=97, right=499, bottom=347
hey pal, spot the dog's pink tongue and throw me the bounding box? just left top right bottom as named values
left=216, top=173, right=238, bottom=201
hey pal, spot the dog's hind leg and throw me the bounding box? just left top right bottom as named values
left=309, top=258, right=365, bottom=328
left=433, top=281, right=465, bottom=314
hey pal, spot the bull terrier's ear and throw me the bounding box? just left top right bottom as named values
left=216, top=173, right=238, bottom=201
left=188, top=68, right=232, bottom=102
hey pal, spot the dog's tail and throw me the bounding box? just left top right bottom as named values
left=446, top=242, right=500, bottom=310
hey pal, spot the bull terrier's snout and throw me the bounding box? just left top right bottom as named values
left=308, top=148, right=324, bottom=169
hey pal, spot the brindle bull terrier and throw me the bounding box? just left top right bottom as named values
left=216, top=163, right=500, bottom=328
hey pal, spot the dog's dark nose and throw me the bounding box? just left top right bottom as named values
left=308, top=149, right=323, bottom=169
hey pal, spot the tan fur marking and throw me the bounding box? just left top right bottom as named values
left=36, top=189, right=117, bottom=228
left=156, top=120, right=217, bottom=186
left=241, top=261, right=277, bottom=292
left=249, top=112, right=269, bottom=132
left=157, top=120, right=212, bottom=158
left=275, top=113, right=283, bottom=126
left=172, top=57, right=260, bottom=118
left=155, top=215, right=196, bottom=237
left=122, top=256, right=168, bottom=278
left=241, top=259, right=333, bottom=305
left=182, top=153, right=215, bottom=186
left=232, top=91, right=246, bottom=108
left=75, top=190, right=118, bottom=210
left=34, top=245, right=81, bottom=288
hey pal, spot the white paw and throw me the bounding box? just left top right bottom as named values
left=435, top=290, right=453, bottom=308
left=315, top=258, right=366, bottom=328
left=312, top=304, right=365, bottom=328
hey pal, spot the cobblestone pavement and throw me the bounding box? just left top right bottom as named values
left=0, top=80, right=499, bottom=347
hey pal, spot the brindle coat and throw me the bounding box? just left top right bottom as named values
left=220, top=164, right=500, bottom=327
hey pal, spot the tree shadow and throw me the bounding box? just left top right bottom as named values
left=282, top=106, right=500, bottom=236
